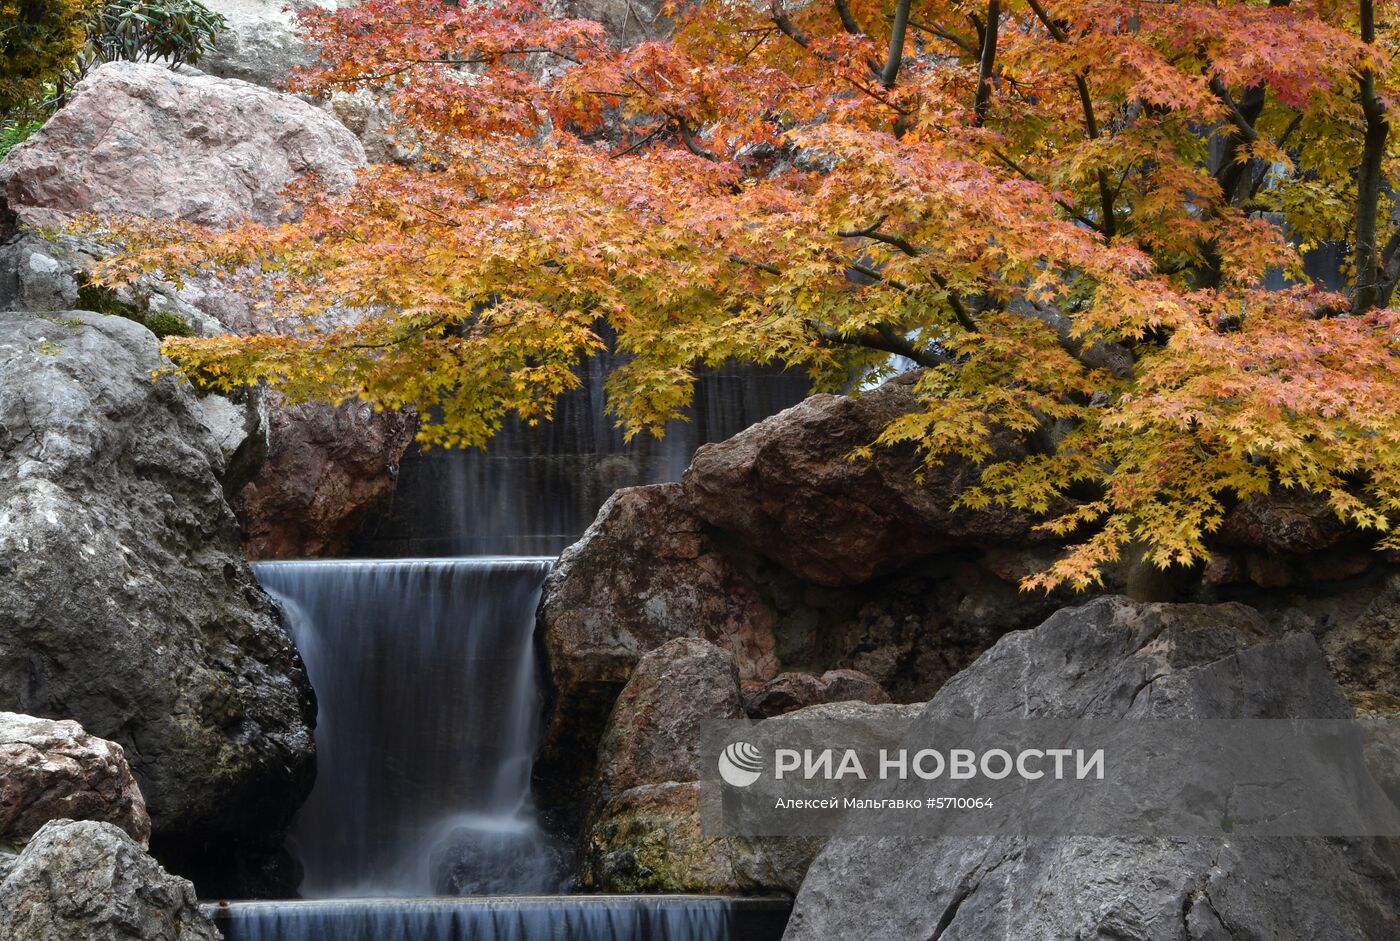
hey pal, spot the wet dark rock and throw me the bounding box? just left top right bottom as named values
left=0, top=312, right=314, bottom=895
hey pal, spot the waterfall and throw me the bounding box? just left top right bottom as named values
left=350, top=360, right=810, bottom=557
left=206, top=897, right=793, bottom=941
left=252, top=558, right=563, bottom=898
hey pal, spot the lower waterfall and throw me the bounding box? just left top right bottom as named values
left=240, top=558, right=790, bottom=940
left=252, top=558, right=563, bottom=898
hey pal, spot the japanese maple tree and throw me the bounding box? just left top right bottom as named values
left=94, top=0, right=1400, bottom=588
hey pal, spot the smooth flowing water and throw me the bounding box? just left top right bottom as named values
left=206, top=897, right=793, bottom=941
left=252, top=558, right=563, bottom=898
left=351, top=360, right=810, bottom=557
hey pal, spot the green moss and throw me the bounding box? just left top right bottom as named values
left=144, top=311, right=195, bottom=338
left=77, top=280, right=194, bottom=339
left=77, top=280, right=144, bottom=319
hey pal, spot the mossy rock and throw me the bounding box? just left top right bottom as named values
left=76, top=280, right=194, bottom=340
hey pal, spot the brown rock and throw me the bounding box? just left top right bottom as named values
left=0, top=714, right=150, bottom=849
left=1202, top=552, right=1244, bottom=586
left=743, top=672, right=827, bottom=719
left=535, top=484, right=778, bottom=816
left=1217, top=489, right=1348, bottom=556
left=587, top=638, right=744, bottom=813
left=1245, top=552, right=1293, bottom=589
left=743, top=669, right=891, bottom=719
left=237, top=400, right=416, bottom=559
left=818, top=668, right=890, bottom=706
left=580, top=639, right=834, bottom=894
left=681, top=373, right=1049, bottom=587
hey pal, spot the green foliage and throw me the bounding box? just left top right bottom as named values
left=1, top=0, right=224, bottom=123
left=0, top=117, right=42, bottom=160
left=0, top=0, right=101, bottom=116
left=77, top=280, right=193, bottom=339
left=85, top=0, right=226, bottom=69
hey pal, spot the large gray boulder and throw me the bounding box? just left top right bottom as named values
left=0, top=62, right=364, bottom=229
left=0, top=713, right=150, bottom=851
left=0, top=820, right=220, bottom=941
left=0, top=61, right=418, bottom=562
left=199, top=1, right=339, bottom=88
left=0, top=312, right=315, bottom=893
left=784, top=598, right=1400, bottom=940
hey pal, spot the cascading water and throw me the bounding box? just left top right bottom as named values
left=251, top=558, right=564, bottom=898
left=351, top=359, right=810, bottom=557
left=220, top=361, right=797, bottom=940
left=207, top=897, right=793, bottom=941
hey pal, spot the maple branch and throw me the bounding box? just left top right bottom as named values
left=347, top=49, right=578, bottom=86
left=973, top=0, right=1001, bottom=126
left=1248, top=111, right=1303, bottom=200
left=769, top=0, right=813, bottom=49
left=1207, top=77, right=1262, bottom=147
left=729, top=254, right=782, bottom=275
left=881, top=0, right=912, bottom=88
left=1025, top=0, right=1116, bottom=237
left=831, top=0, right=883, bottom=73
left=671, top=115, right=720, bottom=162
left=907, top=18, right=978, bottom=56
left=729, top=251, right=951, bottom=365
left=1377, top=225, right=1400, bottom=307
left=1354, top=0, right=1389, bottom=313
left=611, top=122, right=667, bottom=158
left=840, top=75, right=913, bottom=115
left=833, top=0, right=864, bottom=36
left=835, top=222, right=979, bottom=333
left=989, top=147, right=1103, bottom=232
left=808, top=321, right=951, bottom=368
left=346, top=316, right=451, bottom=350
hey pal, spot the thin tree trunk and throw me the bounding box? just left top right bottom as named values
left=1354, top=0, right=1389, bottom=313
left=973, top=0, right=1001, bottom=126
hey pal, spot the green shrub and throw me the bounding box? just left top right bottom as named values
left=86, top=0, right=226, bottom=69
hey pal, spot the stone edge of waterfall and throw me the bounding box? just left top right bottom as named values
left=200, top=895, right=795, bottom=938
left=202, top=895, right=793, bottom=912
left=251, top=557, right=560, bottom=566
